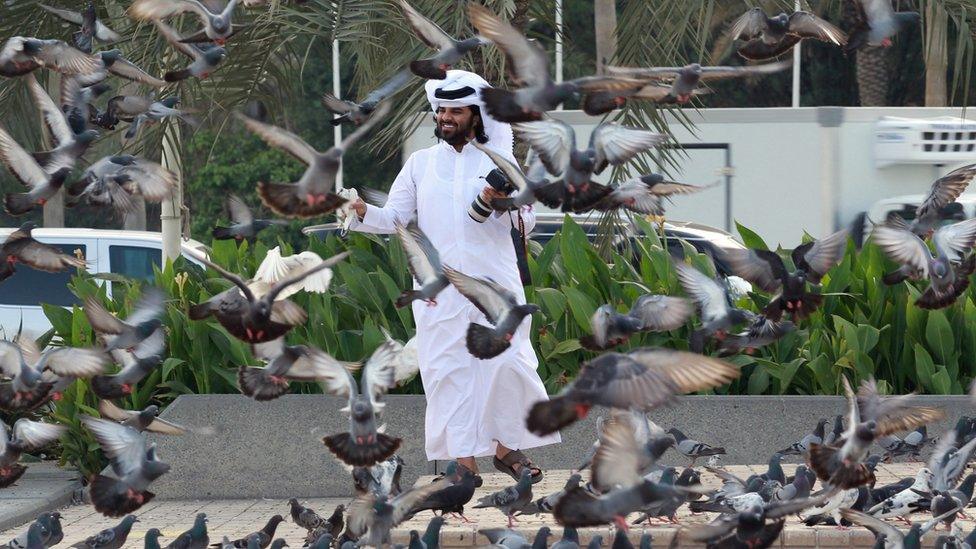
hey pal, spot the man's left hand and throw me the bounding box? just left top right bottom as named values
left=480, top=185, right=508, bottom=203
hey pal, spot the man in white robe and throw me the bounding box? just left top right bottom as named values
left=347, top=70, right=560, bottom=481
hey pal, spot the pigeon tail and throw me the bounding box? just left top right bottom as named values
left=90, top=475, right=155, bottom=517
left=765, top=292, right=822, bottom=321
left=4, top=193, right=36, bottom=216
left=0, top=463, right=27, bottom=488
left=322, top=432, right=401, bottom=467
left=211, top=225, right=237, bottom=240
left=238, top=366, right=291, bottom=401
left=409, top=59, right=448, bottom=80
left=532, top=182, right=566, bottom=210
left=258, top=181, right=345, bottom=219
left=808, top=443, right=874, bottom=489
left=489, top=197, right=517, bottom=212
left=90, top=375, right=128, bottom=400
left=395, top=290, right=424, bottom=309
left=526, top=395, right=584, bottom=436
left=579, top=334, right=613, bottom=351
left=465, top=323, right=511, bottom=359
left=583, top=92, right=621, bottom=116
left=73, top=30, right=94, bottom=54
left=188, top=302, right=213, bottom=320
left=882, top=270, right=909, bottom=285
left=915, top=284, right=962, bottom=310
left=164, top=68, right=192, bottom=82
left=480, top=87, right=541, bottom=123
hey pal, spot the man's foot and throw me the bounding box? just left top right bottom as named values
left=493, top=449, right=543, bottom=484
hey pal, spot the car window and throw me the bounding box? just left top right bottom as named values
left=109, top=245, right=161, bottom=283
left=0, top=244, right=85, bottom=307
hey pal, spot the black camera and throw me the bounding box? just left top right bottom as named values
left=469, top=168, right=516, bottom=223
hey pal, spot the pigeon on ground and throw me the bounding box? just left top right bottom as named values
left=474, top=468, right=535, bottom=527
left=896, top=164, right=976, bottom=238
left=304, top=504, right=345, bottom=545
left=130, top=0, right=241, bottom=45
left=394, top=221, right=449, bottom=308
left=304, top=532, right=332, bottom=549
left=0, top=36, right=100, bottom=77
left=799, top=486, right=861, bottom=526
left=779, top=418, right=828, bottom=456
left=526, top=347, right=738, bottom=436
left=6, top=512, right=64, bottom=549
left=550, top=527, right=578, bottom=549
left=187, top=250, right=349, bottom=343
left=729, top=7, right=847, bottom=60
left=760, top=453, right=786, bottom=485
left=606, top=59, right=791, bottom=104
left=671, top=256, right=757, bottom=353
left=0, top=419, right=66, bottom=488
left=477, top=528, right=533, bottom=549
left=90, top=329, right=165, bottom=400
left=914, top=431, right=976, bottom=529
left=518, top=473, right=582, bottom=517
left=289, top=498, right=326, bottom=532
left=80, top=415, right=171, bottom=517
left=668, top=428, right=726, bottom=466
left=408, top=462, right=478, bottom=520
left=97, top=400, right=189, bottom=435
left=844, top=0, right=921, bottom=53
left=347, top=477, right=451, bottom=547
left=321, top=70, right=411, bottom=127
left=84, top=288, right=165, bottom=352
left=809, top=377, right=943, bottom=489
left=685, top=497, right=825, bottom=549
left=512, top=119, right=664, bottom=213
left=405, top=516, right=445, bottom=549
left=39, top=2, right=122, bottom=52
left=210, top=515, right=284, bottom=549
left=152, top=20, right=227, bottom=82
left=240, top=337, right=350, bottom=401
left=166, top=514, right=209, bottom=549
left=579, top=295, right=693, bottom=351
left=398, top=0, right=487, bottom=79
left=824, top=414, right=845, bottom=447
left=69, top=516, right=139, bottom=549
left=467, top=3, right=645, bottom=122
left=212, top=195, right=286, bottom=243
left=442, top=265, right=539, bottom=359
left=0, top=123, right=73, bottom=217
left=322, top=339, right=400, bottom=466
left=774, top=466, right=813, bottom=502
left=17, top=522, right=46, bottom=549
left=879, top=426, right=930, bottom=461
left=842, top=508, right=951, bottom=548
left=235, top=103, right=388, bottom=218
left=0, top=221, right=87, bottom=283
left=718, top=228, right=850, bottom=320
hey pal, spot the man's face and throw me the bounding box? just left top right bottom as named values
left=435, top=106, right=477, bottom=145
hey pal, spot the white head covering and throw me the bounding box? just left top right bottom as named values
left=424, top=69, right=514, bottom=156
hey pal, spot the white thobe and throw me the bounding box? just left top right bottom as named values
left=348, top=140, right=561, bottom=460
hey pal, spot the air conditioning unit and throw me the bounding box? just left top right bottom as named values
left=875, top=116, right=976, bottom=168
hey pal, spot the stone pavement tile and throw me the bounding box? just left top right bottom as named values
left=783, top=527, right=816, bottom=547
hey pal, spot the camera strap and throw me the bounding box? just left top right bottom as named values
left=508, top=209, right=532, bottom=286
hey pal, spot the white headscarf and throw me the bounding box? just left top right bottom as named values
left=424, top=69, right=514, bottom=156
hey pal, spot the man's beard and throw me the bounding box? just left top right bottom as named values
left=435, top=121, right=473, bottom=145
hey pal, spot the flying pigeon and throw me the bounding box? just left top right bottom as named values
left=393, top=221, right=449, bottom=308
left=472, top=142, right=550, bottom=212
left=212, top=195, right=286, bottom=243
left=0, top=419, right=65, bottom=488
left=0, top=222, right=86, bottom=284
left=526, top=347, right=738, bottom=436
left=442, top=265, right=539, bottom=359
left=685, top=496, right=827, bottom=548
left=842, top=508, right=951, bottom=548
left=97, top=400, right=189, bottom=436
left=671, top=257, right=757, bottom=352
left=84, top=288, right=165, bottom=352
left=729, top=7, right=847, bottom=60
left=0, top=36, right=100, bottom=77
left=187, top=249, right=349, bottom=343
left=0, top=125, right=73, bottom=216
left=90, top=328, right=166, bottom=399
left=152, top=19, right=227, bottom=82
left=397, top=0, right=488, bottom=80
left=25, top=73, right=98, bottom=173
left=606, top=59, right=791, bottom=104
left=130, top=0, right=241, bottom=45
left=239, top=337, right=350, bottom=401
left=581, top=84, right=709, bottom=115
left=253, top=246, right=338, bottom=300
left=589, top=174, right=716, bottom=216
left=579, top=295, right=693, bottom=351
left=897, top=164, right=976, bottom=237
left=68, top=155, right=177, bottom=214
left=0, top=335, right=107, bottom=402
left=80, top=415, right=171, bottom=516
left=236, top=102, right=389, bottom=218
left=346, top=477, right=451, bottom=547
left=845, top=0, right=921, bottom=53
left=39, top=2, right=122, bottom=53
left=716, top=315, right=795, bottom=357
left=321, top=70, right=412, bottom=127
left=69, top=516, right=139, bottom=549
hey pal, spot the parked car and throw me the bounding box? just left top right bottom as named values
left=0, top=228, right=208, bottom=338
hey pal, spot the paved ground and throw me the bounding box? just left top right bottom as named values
left=0, top=462, right=967, bottom=547
left=0, top=463, right=80, bottom=532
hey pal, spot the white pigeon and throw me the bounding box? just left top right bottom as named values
left=334, top=187, right=361, bottom=233
left=868, top=467, right=933, bottom=519
left=253, top=246, right=336, bottom=300
left=383, top=329, right=419, bottom=387
left=799, top=487, right=859, bottom=524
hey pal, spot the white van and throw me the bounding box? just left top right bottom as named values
left=0, top=228, right=208, bottom=338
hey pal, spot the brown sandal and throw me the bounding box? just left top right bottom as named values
left=493, top=449, right=544, bottom=484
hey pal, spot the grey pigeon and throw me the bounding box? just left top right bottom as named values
left=810, top=377, right=943, bottom=489
left=321, top=71, right=412, bottom=127
left=68, top=154, right=176, bottom=213
left=398, top=0, right=487, bottom=79
left=580, top=296, right=693, bottom=351
left=39, top=2, right=122, bottom=52
left=0, top=36, right=100, bottom=77
left=21, top=522, right=45, bottom=549
left=527, top=348, right=737, bottom=436
left=301, top=505, right=344, bottom=546
left=774, top=465, right=812, bottom=502
left=353, top=455, right=403, bottom=497
left=443, top=266, right=540, bottom=359
left=512, top=119, right=664, bottom=213
left=590, top=173, right=715, bottom=216
left=212, top=194, right=286, bottom=243
left=235, top=103, right=388, bottom=218
left=130, top=0, right=241, bottom=45
left=671, top=256, right=756, bottom=352
left=474, top=468, right=534, bottom=527
left=585, top=536, right=603, bottom=549
left=716, top=315, right=796, bottom=357
left=347, top=477, right=451, bottom=547
left=91, top=329, right=166, bottom=400
left=145, top=528, right=163, bottom=549
left=210, top=516, right=284, bottom=549
left=551, top=527, right=579, bottom=549
left=289, top=498, right=326, bottom=532
left=0, top=123, right=73, bottom=217
left=582, top=83, right=708, bottom=115
left=874, top=217, right=976, bottom=309
left=518, top=473, right=582, bottom=516
left=638, top=534, right=651, bottom=549
left=477, top=528, right=532, bottom=549
left=0, top=419, right=65, bottom=488
left=122, top=96, right=197, bottom=141
left=152, top=19, right=227, bottom=81
left=241, top=337, right=349, bottom=401
left=467, top=3, right=644, bottom=122
left=25, top=73, right=98, bottom=175
left=779, top=418, right=828, bottom=456
left=899, top=164, right=976, bottom=237
left=606, top=59, right=791, bottom=104
left=842, top=508, right=954, bottom=549
left=473, top=142, right=550, bottom=212
left=70, top=516, right=139, bottom=549
left=686, top=498, right=821, bottom=549
left=845, top=0, right=921, bottom=53
left=730, top=7, right=847, bottom=60
left=610, top=529, right=632, bottom=549
left=97, top=400, right=188, bottom=436
left=304, top=533, right=331, bottom=549
left=0, top=335, right=107, bottom=397
left=394, top=221, right=449, bottom=308
left=321, top=339, right=400, bottom=467
left=85, top=288, right=165, bottom=352
left=824, top=415, right=845, bottom=446
left=405, top=516, right=444, bottom=549
left=6, top=512, right=63, bottom=549
left=667, top=427, right=726, bottom=466
left=0, top=222, right=86, bottom=285
left=165, top=515, right=208, bottom=549
left=80, top=415, right=171, bottom=517
left=69, top=49, right=165, bottom=89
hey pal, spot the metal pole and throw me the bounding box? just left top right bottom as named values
left=792, top=0, right=801, bottom=108
left=160, top=123, right=183, bottom=262
left=555, top=0, right=563, bottom=85
left=333, top=38, right=343, bottom=190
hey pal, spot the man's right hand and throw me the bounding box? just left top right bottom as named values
left=352, top=198, right=367, bottom=219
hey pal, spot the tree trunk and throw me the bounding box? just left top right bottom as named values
left=856, top=47, right=890, bottom=106
left=594, top=0, right=617, bottom=74
left=924, top=1, right=948, bottom=107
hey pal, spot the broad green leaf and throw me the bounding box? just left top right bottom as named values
left=735, top=221, right=769, bottom=251
left=925, top=309, right=954, bottom=364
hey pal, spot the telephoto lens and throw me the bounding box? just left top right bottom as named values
left=468, top=168, right=515, bottom=223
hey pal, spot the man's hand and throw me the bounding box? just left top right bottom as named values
left=352, top=198, right=367, bottom=219
left=480, top=185, right=508, bottom=204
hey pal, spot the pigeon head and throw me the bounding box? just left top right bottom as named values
left=520, top=303, right=541, bottom=316
left=99, top=49, right=123, bottom=65
left=121, top=515, right=140, bottom=527
left=683, top=63, right=703, bottom=76
left=160, top=97, right=180, bottom=109
left=933, top=259, right=950, bottom=279
left=78, top=129, right=101, bottom=144
left=212, top=16, right=231, bottom=34
left=677, top=467, right=700, bottom=487
left=145, top=528, right=162, bottom=541
left=638, top=173, right=665, bottom=187
left=139, top=405, right=160, bottom=419
left=770, top=13, right=789, bottom=29
left=145, top=460, right=172, bottom=480
left=26, top=522, right=45, bottom=547
left=16, top=221, right=37, bottom=234
left=22, top=39, right=45, bottom=55
left=855, top=421, right=876, bottom=442
left=864, top=454, right=883, bottom=471
left=739, top=505, right=765, bottom=528
left=204, top=47, right=228, bottom=64
left=552, top=82, right=579, bottom=104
